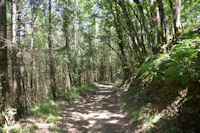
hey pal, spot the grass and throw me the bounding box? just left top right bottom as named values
left=23, top=125, right=38, bottom=133
left=30, top=100, right=58, bottom=123
left=0, top=124, right=23, bottom=133
left=112, top=83, right=122, bottom=90
left=28, top=84, right=95, bottom=123
left=97, top=81, right=113, bottom=85
left=57, top=84, right=96, bottom=101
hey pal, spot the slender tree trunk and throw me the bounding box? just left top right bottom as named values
left=156, top=0, right=167, bottom=43
left=109, top=47, right=113, bottom=82
left=48, top=0, right=57, bottom=99
left=0, top=0, right=10, bottom=111
left=62, top=12, right=72, bottom=90
left=109, top=2, right=129, bottom=80
left=175, top=0, right=181, bottom=36
left=133, top=0, right=154, bottom=51
left=11, top=0, right=23, bottom=118
left=30, top=1, right=36, bottom=92
left=117, top=1, right=142, bottom=54
left=168, top=0, right=177, bottom=37
left=150, top=0, right=160, bottom=53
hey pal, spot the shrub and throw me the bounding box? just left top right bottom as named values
left=66, top=84, right=95, bottom=101
left=30, top=100, right=57, bottom=123
left=141, top=39, right=200, bottom=86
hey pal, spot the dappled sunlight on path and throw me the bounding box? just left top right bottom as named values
left=49, top=84, right=133, bottom=133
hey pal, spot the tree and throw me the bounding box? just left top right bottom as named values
left=169, top=0, right=181, bottom=38
left=30, top=0, right=37, bottom=91
left=11, top=0, right=23, bottom=117
left=0, top=0, right=10, bottom=111
left=156, top=0, right=169, bottom=43
left=48, top=0, right=57, bottom=99
left=175, top=0, right=181, bottom=36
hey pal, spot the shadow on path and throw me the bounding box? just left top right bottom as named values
left=49, top=84, right=133, bottom=133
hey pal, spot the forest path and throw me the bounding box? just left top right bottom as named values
left=48, top=84, right=134, bottom=133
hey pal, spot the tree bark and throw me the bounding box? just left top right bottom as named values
left=108, top=1, right=129, bottom=80
left=109, top=46, right=113, bottom=82
left=12, top=0, right=23, bottom=118
left=175, top=0, right=181, bottom=36
left=133, top=0, right=154, bottom=52
left=156, top=0, right=168, bottom=43
left=48, top=0, right=57, bottom=99
left=168, top=0, right=176, bottom=37
left=117, top=0, right=142, bottom=54
left=0, top=0, right=10, bottom=111
left=30, top=0, right=37, bottom=92
left=149, top=0, right=160, bottom=54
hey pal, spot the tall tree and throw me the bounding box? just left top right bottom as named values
left=116, top=0, right=141, bottom=54
left=156, top=0, right=170, bottom=43
left=11, top=0, right=23, bottom=117
left=175, top=0, right=181, bottom=36
left=168, top=0, right=181, bottom=37
left=30, top=0, right=37, bottom=92
left=48, top=0, right=57, bottom=99
left=0, top=0, right=10, bottom=111
left=133, top=0, right=153, bottom=53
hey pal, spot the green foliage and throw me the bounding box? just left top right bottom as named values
left=23, top=125, right=38, bottom=133
left=142, top=115, right=155, bottom=127
left=98, top=81, right=112, bottom=85
left=57, top=84, right=96, bottom=101
left=141, top=37, right=200, bottom=86
left=1, top=124, right=23, bottom=133
left=112, top=83, right=122, bottom=90
left=129, top=103, right=152, bottom=121
left=45, top=114, right=57, bottom=123
left=66, top=84, right=95, bottom=101
left=30, top=100, right=57, bottom=123
left=124, top=32, right=200, bottom=132
left=122, top=93, right=155, bottom=128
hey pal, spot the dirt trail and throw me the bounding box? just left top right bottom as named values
left=42, top=84, right=133, bottom=133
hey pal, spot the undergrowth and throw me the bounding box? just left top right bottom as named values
left=30, top=100, right=57, bottom=123
left=57, top=84, right=96, bottom=101
left=29, top=84, right=96, bottom=122
left=122, top=31, right=200, bottom=132
left=0, top=84, right=96, bottom=132
left=0, top=124, right=23, bottom=133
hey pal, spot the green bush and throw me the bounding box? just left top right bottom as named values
left=141, top=39, right=200, bottom=86
left=126, top=33, right=200, bottom=132
left=30, top=100, right=57, bottom=123
left=66, top=84, right=95, bottom=101
left=1, top=124, right=23, bottom=133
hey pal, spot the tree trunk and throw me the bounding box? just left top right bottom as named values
left=48, top=0, right=57, bottom=99
left=62, top=12, right=72, bottom=90
left=12, top=0, right=23, bottom=118
left=109, top=1, right=129, bottom=80
left=156, top=0, right=168, bottom=43
left=30, top=0, right=36, bottom=92
left=109, top=47, right=113, bottom=82
left=117, top=1, right=142, bottom=54
left=0, top=0, right=10, bottom=111
left=175, top=0, right=181, bottom=36
left=150, top=0, right=160, bottom=53
left=133, top=0, right=154, bottom=51
left=168, top=0, right=177, bottom=37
